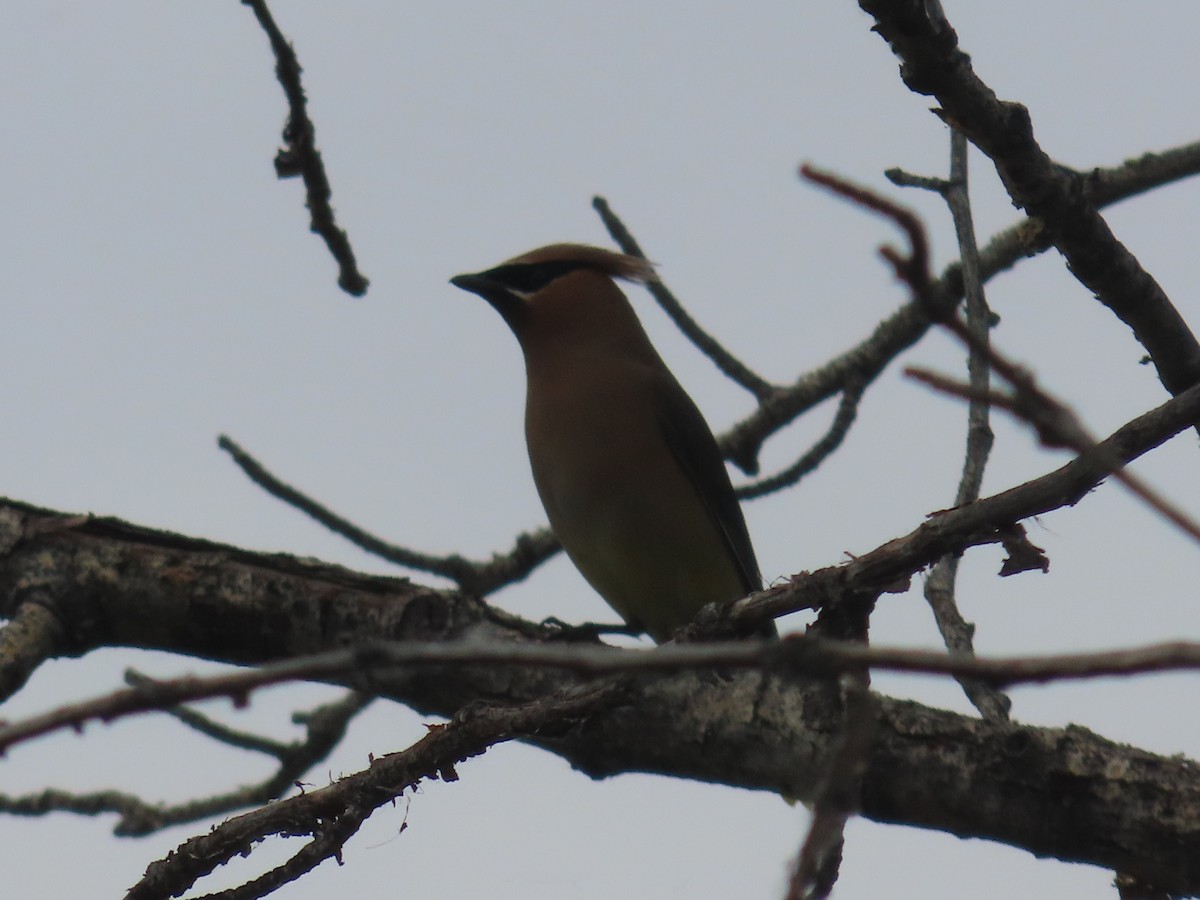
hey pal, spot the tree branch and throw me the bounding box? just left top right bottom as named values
left=742, top=373, right=1200, bottom=626
left=722, top=138, right=1200, bottom=473
left=1, top=497, right=1198, bottom=890
left=859, top=0, right=1200, bottom=398
left=241, top=0, right=369, bottom=296
left=893, top=129, right=1008, bottom=720
left=592, top=196, right=776, bottom=401
left=217, top=434, right=559, bottom=595
left=125, top=680, right=625, bottom=900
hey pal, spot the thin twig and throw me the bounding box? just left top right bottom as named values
left=721, top=139, right=1200, bottom=474
left=738, top=377, right=1200, bottom=628
left=799, top=166, right=1200, bottom=549
left=0, top=683, right=374, bottom=837
left=897, top=130, right=1010, bottom=721
left=217, top=434, right=559, bottom=594
left=737, top=377, right=866, bottom=500
left=126, top=669, right=290, bottom=756
left=787, top=688, right=878, bottom=900
left=125, top=680, right=624, bottom=900
left=5, top=637, right=1200, bottom=756
left=592, top=196, right=776, bottom=401
left=241, top=0, right=368, bottom=296
left=884, top=167, right=950, bottom=193
left=907, top=365, right=1200, bottom=546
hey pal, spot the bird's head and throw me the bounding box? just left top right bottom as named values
left=450, top=244, right=658, bottom=357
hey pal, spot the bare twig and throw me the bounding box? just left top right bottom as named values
left=125, top=680, right=625, bottom=900
left=241, top=0, right=368, bottom=296
left=5, top=637, right=1200, bottom=756
left=128, top=671, right=374, bottom=770
left=740, top=375, right=1200, bottom=628
left=907, top=366, right=1200, bottom=547
left=218, top=434, right=559, bottom=595
left=721, top=139, right=1200, bottom=474
left=0, top=684, right=374, bottom=837
left=798, top=166, right=1200, bottom=549
left=860, top=1, right=1200, bottom=399
left=884, top=167, right=949, bottom=193
left=126, top=669, right=291, bottom=756
left=787, top=688, right=878, bottom=900
left=592, top=196, right=776, bottom=401
left=737, top=377, right=866, bottom=500
left=0, top=788, right=171, bottom=838
left=800, top=164, right=930, bottom=292
left=897, top=130, right=1010, bottom=721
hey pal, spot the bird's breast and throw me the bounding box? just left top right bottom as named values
left=523, top=359, right=745, bottom=639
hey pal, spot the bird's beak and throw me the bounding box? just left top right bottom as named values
left=448, top=272, right=495, bottom=297
left=450, top=271, right=525, bottom=330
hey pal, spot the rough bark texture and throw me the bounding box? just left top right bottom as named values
left=1, top=498, right=1197, bottom=892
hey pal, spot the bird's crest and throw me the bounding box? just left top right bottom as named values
left=501, top=243, right=658, bottom=285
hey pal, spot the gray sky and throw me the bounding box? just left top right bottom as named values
left=3, top=2, right=1199, bottom=897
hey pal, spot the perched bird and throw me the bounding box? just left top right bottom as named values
left=451, top=243, right=770, bottom=642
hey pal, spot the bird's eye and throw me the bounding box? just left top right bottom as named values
left=484, top=261, right=584, bottom=294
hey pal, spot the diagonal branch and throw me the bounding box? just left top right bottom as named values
left=737, top=377, right=865, bottom=501
left=124, top=681, right=625, bottom=900
left=797, top=164, right=1200, bottom=555
left=741, top=376, right=1200, bottom=628
left=859, top=0, right=1200, bottom=398
left=0, top=687, right=374, bottom=837
left=218, top=434, right=559, bottom=595
left=8, top=636, right=1200, bottom=756
left=723, top=138, right=1200, bottom=473
left=592, top=196, right=776, bottom=401
left=241, top=0, right=369, bottom=296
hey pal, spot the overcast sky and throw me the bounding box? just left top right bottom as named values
left=3, top=3, right=1199, bottom=898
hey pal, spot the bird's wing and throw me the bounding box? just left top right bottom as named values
left=653, top=376, right=762, bottom=595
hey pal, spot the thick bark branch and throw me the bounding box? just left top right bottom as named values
left=0, top=498, right=1197, bottom=892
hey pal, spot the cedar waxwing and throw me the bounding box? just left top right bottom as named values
left=451, top=243, right=771, bottom=642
